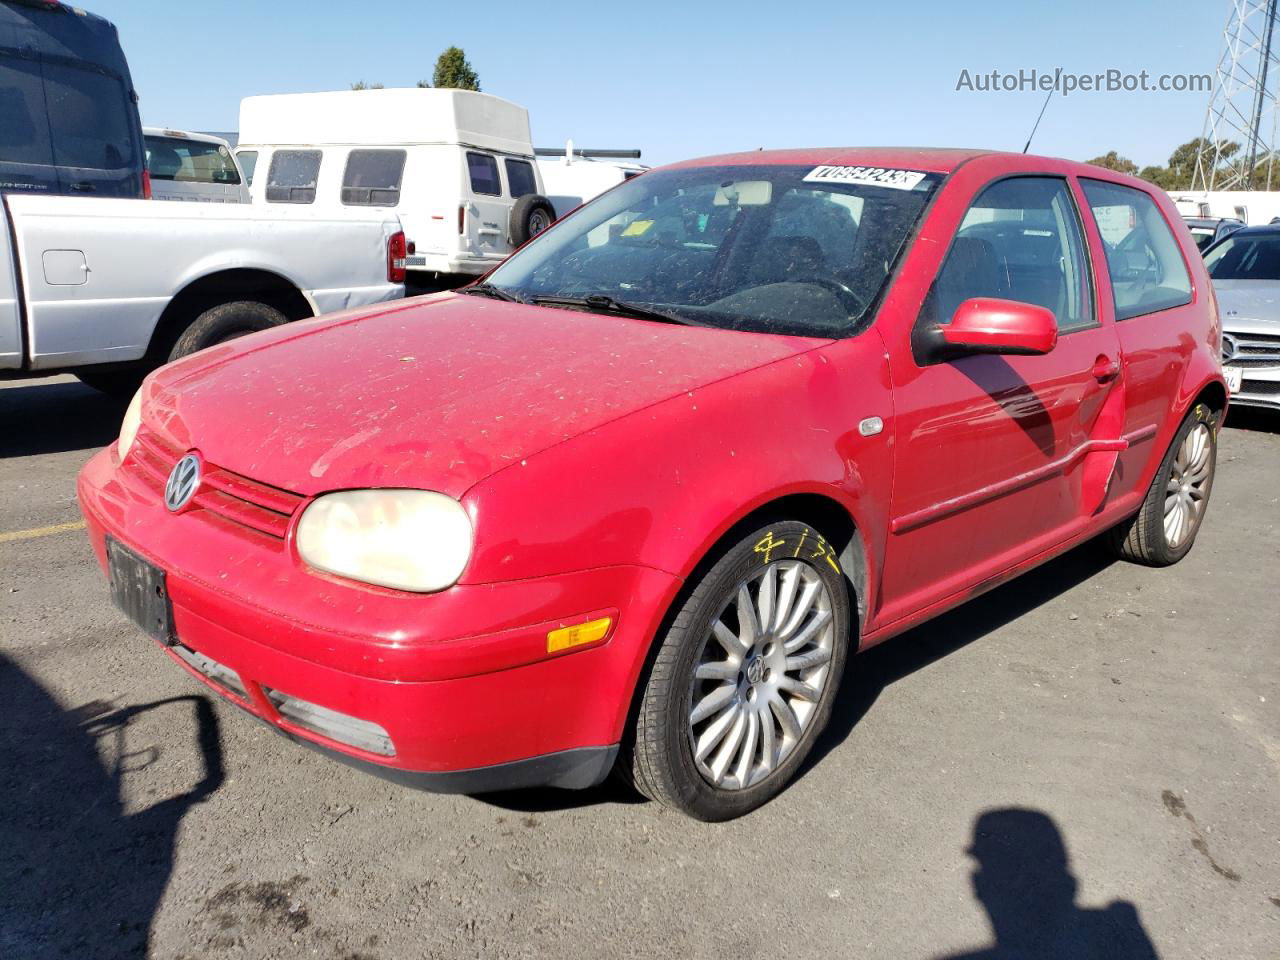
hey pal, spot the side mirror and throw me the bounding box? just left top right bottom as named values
left=938, top=297, right=1058, bottom=357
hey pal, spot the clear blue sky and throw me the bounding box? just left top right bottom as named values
left=90, top=0, right=1226, bottom=168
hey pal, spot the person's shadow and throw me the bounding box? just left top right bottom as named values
left=0, top=653, right=224, bottom=958
left=936, top=808, right=1160, bottom=960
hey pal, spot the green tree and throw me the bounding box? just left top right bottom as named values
left=432, top=46, right=480, bottom=91
left=1085, top=151, right=1138, bottom=175
left=350, top=80, right=384, bottom=90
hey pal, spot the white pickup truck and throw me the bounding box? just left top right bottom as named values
left=0, top=194, right=406, bottom=395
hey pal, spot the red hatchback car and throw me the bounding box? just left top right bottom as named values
left=79, top=149, right=1225, bottom=820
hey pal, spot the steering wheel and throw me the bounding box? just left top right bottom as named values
left=791, top=276, right=866, bottom=316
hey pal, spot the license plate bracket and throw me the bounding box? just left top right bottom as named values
left=106, top=536, right=175, bottom=645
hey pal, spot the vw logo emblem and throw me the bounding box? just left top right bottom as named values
left=745, top=658, right=765, bottom=685
left=1222, top=334, right=1238, bottom=361
left=164, top=454, right=201, bottom=512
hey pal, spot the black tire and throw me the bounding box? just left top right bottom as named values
left=623, top=520, right=853, bottom=820
left=74, top=369, right=145, bottom=399
left=1106, top=402, right=1218, bottom=566
left=508, top=194, right=556, bottom=247
left=168, top=301, right=288, bottom=361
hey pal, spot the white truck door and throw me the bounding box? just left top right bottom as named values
left=0, top=200, right=23, bottom=369
left=463, top=150, right=513, bottom=268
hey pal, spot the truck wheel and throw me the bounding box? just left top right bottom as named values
left=168, top=301, right=288, bottom=361
left=75, top=370, right=145, bottom=399
left=508, top=194, right=556, bottom=247
left=1106, top=402, right=1218, bottom=566
left=622, top=520, right=852, bottom=820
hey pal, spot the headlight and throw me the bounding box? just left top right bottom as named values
left=117, top=388, right=143, bottom=463
left=295, top=489, right=473, bottom=593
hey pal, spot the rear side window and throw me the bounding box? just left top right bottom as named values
left=146, top=136, right=241, bottom=184
left=504, top=159, right=537, bottom=198
left=925, top=176, right=1094, bottom=333
left=1081, top=179, right=1192, bottom=320
left=467, top=152, right=501, bottom=196
left=0, top=57, right=136, bottom=171
left=266, top=150, right=322, bottom=204
left=237, top=150, right=258, bottom=186
left=342, top=149, right=406, bottom=206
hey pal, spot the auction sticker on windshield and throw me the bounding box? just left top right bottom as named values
left=803, top=165, right=927, bottom=190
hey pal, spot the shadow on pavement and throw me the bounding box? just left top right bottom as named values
left=0, top=653, right=224, bottom=958
left=1223, top=406, right=1279, bottom=434
left=803, top=541, right=1115, bottom=777
left=0, top=378, right=127, bottom=459
left=933, top=808, right=1159, bottom=959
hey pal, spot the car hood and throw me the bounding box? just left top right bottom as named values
left=147, top=294, right=826, bottom=497
left=1213, top=279, right=1280, bottom=327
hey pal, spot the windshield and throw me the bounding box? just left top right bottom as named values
left=1204, top=233, right=1280, bottom=280
left=483, top=164, right=941, bottom=337
left=146, top=136, right=241, bottom=184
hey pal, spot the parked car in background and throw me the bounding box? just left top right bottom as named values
left=0, top=0, right=146, bottom=198
left=236, top=88, right=556, bottom=282
left=1203, top=225, right=1280, bottom=410
left=144, top=128, right=250, bottom=203
left=535, top=143, right=646, bottom=217
left=1183, top=215, right=1245, bottom=253
left=80, top=148, right=1226, bottom=820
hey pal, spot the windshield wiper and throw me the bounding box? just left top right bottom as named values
left=531, top=294, right=703, bottom=327
left=462, top=282, right=528, bottom=303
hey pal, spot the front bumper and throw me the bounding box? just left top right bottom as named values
left=78, top=447, right=679, bottom=790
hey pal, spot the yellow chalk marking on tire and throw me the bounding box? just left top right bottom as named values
left=0, top=520, right=87, bottom=544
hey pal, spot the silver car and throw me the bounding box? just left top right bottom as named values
left=1204, top=226, right=1280, bottom=411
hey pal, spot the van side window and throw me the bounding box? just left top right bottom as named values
left=342, top=149, right=407, bottom=206
left=266, top=150, right=322, bottom=204
left=923, top=176, right=1094, bottom=334
left=504, top=159, right=537, bottom=198
left=237, top=151, right=258, bottom=187
left=467, top=152, right=501, bottom=196
left=1080, top=179, right=1193, bottom=320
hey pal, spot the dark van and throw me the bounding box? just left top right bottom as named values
left=0, top=0, right=145, bottom=198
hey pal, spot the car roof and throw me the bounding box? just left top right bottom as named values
left=143, top=127, right=228, bottom=146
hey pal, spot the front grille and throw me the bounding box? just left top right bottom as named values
left=1224, top=329, right=1280, bottom=367
left=1241, top=379, right=1280, bottom=397
left=131, top=430, right=304, bottom=540
left=264, top=686, right=395, bottom=756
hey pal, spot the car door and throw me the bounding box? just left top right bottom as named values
left=875, top=174, right=1125, bottom=627
left=463, top=150, right=511, bottom=265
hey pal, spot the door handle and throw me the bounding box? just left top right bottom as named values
left=1091, top=355, right=1121, bottom=383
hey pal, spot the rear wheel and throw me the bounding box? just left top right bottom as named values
left=1107, top=402, right=1218, bottom=566
left=168, top=300, right=288, bottom=361
left=624, top=520, right=852, bottom=820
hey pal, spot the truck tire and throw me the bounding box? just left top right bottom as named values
left=168, top=301, right=288, bottom=361
left=508, top=195, right=556, bottom=247
left=75, top=369, right=145, bottom=399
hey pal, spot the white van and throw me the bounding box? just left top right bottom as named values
left=143, top=128, right=251, bottom=203
left=536, top=144, right=646, bottom=217
left=236, top=88, right=555, bottom=279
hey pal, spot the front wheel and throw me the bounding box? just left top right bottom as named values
left=1107, top=402, right=1218, bottom=566
left=623, top=520, right=852, bottom=820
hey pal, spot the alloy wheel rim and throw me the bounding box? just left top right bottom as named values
left=1164, top=423, right=1212, bottom=548
left=686, top=560, right=835, bottom=791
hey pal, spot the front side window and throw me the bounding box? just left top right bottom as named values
left=483, top=164, right=941, bottom=337
left=1081, top=179, right=1192, bottom=320
left=237, top=150, right=258, bottom=186
left=505, top=158, right=537, bottom=198
left=266, top=149, right=322, bottom=204
left=1203, top=232, right=1280, bottom=280
left=145, top=136, right=241, bottom=184
left=467, top=152, right=501, bottom=196
left=342, top=149, right=406, bottom=206
left=923, top=177, right=1094, bottom=334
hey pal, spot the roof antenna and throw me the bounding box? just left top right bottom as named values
left=1023, top=68, right=1061, bottom=154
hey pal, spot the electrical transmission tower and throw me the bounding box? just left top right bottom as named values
left=1194, top=0, right=1280, bottom=190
